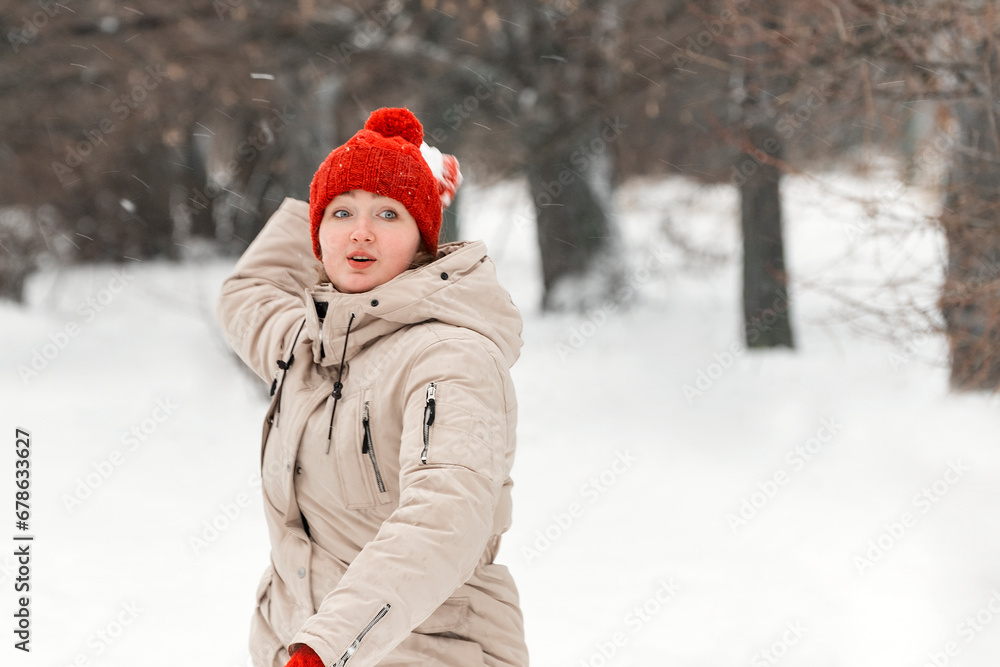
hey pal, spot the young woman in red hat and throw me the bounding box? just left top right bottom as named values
left=216, top=107, right=528, bottom=667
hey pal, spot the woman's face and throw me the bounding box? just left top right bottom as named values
left=318, top=190, right=422, bottom=294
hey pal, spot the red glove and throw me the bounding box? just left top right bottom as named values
left=284, top=644, right=324, bottom=667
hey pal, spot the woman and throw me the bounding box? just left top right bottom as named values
left=216, top=107, right=528, bottom=667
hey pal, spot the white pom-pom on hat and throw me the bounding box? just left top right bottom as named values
left=420, top=142, right=463, bottom=209
left=420, top=142, right=443, bottom=180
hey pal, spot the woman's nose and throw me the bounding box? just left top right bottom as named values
left=350, top=215, right=375, bottom=242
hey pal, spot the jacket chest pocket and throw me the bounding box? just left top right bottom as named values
left=334, top=390, right=394, bottom=510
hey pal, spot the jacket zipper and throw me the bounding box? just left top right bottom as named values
left=334, top=603, right=391, bottom=667
left=361, top=401, right=386, bottom=493
left=421, top=382, right=436, bottom=465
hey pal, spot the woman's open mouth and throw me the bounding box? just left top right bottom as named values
left=347, top=254, right=375, bottom=268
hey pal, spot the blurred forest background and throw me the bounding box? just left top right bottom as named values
left=2, top=0, right=999, bottom=392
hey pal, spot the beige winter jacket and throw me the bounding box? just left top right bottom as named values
left=216, top=198, right=528, bottom=667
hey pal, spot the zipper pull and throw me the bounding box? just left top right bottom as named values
left=426, top=382, right=436, bottom=420
left=421, top=382, right=436, bottom=465
left=362, top=401, right=371, bottom=454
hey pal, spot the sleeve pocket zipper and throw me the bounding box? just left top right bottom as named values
left=361, top=401, right=386, bottom=493
left=421, top=382, right=436, bottom=465
left=334, top=603, right=391, bottom=667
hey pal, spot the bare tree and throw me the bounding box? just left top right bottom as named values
left=933, top=10, right=1000, bottom=390
left=731, top=7, right=795, bottom=348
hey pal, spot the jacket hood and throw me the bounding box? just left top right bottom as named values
left=303, top=240, right=522, bottom=369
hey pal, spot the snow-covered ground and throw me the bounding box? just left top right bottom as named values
left=3, top=172, right=999, bottom=667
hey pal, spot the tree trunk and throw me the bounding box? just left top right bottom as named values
left=939, top=101, right=1000, bottom=391
left=737, top=24, right=794, bottom=349
left=127, top=142, right=179, bottom=260
left=0, top=221, right=33, bottom=303
left=739, top=125, right=794, bottom=348
left=527, top=123, right=619, bottom=312
left=179, top=138, right=215, bottom=240
left=441, top=187, right=460, bottom=245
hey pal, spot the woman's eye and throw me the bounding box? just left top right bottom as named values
left=332, top=209, right=350, bottom=219
left=379, top=210, right=397, bottom=220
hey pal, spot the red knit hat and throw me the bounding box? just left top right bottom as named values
left=309, top=107, right=462, bottom=260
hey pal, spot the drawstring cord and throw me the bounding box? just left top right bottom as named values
left=326, top=312, right=356, bottom=454
left=269, top=319, right=306, bottom=429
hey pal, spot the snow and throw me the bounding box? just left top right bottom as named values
left=3, top=172, right=1000, bottom=667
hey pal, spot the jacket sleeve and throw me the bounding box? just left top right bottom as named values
left=215, top=198, right=321, bottom=383
left=289, top=334, right=516, bottom=666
